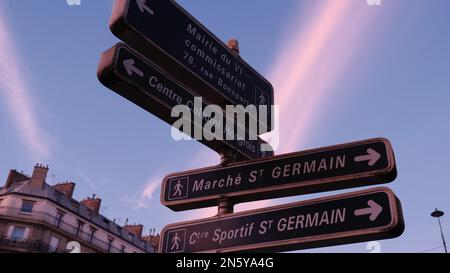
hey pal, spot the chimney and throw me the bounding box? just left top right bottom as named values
left=5, top=170, right=30, bottom=188
left=81, top=194, right=102, bottom=214
left=124, top=224, right=144, bottom=239
left=53, top=181, right=76, bottom=199
left=227, top=38, right=240, bottom=55
left=30, top=164, right=49, bottom=189
left=142, top=234, right=160, bottom=250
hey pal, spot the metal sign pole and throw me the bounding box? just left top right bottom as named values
left=217, top=39, right=242, bottom=216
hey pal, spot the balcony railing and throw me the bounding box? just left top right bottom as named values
left=0, top=206, right=126, bottom=253
left=0, top=235, right=64, bottom=253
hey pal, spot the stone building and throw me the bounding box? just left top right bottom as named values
left=0, top=164, right=158, bottom=253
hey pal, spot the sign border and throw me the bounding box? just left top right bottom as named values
left=161, top=138, right=397, bottom=211
left=159, top=187, right=404, bottom=253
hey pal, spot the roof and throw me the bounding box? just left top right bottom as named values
left=0, top=171, right=154, bottom=253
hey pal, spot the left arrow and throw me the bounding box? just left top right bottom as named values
left=123, top=59, right=144, bottom=77
left=137, top=0, right=155, bottom=15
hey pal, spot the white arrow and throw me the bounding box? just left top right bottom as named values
left=123, top=59, right=144, bottom=77
left=354, top=200, right=383, bottom=221
left=137, top=0, right=155, bottom=15
left=354, top=148, right=381, bottom=166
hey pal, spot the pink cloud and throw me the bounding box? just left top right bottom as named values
left=0, top=6, right=51, bottom=159
left=125, top=169, right=169, bottom=210
left=130, top=147, right=217, bottom=210
left=275, top=2, right=389, bottom=154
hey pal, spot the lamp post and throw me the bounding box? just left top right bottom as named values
left=431, top=209, right=447, bottom=253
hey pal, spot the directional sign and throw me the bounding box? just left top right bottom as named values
left=162, top=138, right=396, bottom=211
left=109, top=0, right=274, bottom=132
left=97, top=43, right=273, bottom=160
left=159, top=187, right=404, bottom=253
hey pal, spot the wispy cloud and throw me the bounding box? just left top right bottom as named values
left=270, top=1, right=382, bottom=154
left=75, top=168, right=109, bottom=192
left=126, top=147, right=218, bottom=211
left=0, top=4, right=51, bottom=159
left=122, top=171, right=165, bottom=210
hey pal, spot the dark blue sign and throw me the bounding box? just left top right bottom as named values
left=110, top=0, right=274, bottom=133
left=160, top=188, right=404, bottom=253
left=162, top=138, right=396, bottom=211
left=97, top=43, right=273, bottom=160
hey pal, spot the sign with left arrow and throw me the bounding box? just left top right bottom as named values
left=109, top=0, right=274, bottom=134
left=159, top=187, right=404, bottom=253
left=161, top=138, right=396, bottom=211
left=97, top=43, right=273, bottom=160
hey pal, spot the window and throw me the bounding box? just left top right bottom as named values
left=49, top=236, right=60, bottom=253
left=54, top=191, right=62, bottom=203
left=76, top=220, right=84, bottom=237
left=11, top=227, right=26, bottom=240
left=72, top=201, right=79, bottom=213
left=89, top=227, right=97, bottom=243
left=20, top=200, right=35, bottom=213
left=55, top=211, right=64, bottom=228
left=107, top=237, right=114, bottom=252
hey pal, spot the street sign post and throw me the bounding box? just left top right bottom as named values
left=97, top=43, right=273, bottom=160
left=159, top=187, right=404, bottom=253
left=95, top=1, right=405, bottom=254
left=109, top=0, right=274, bottom=133
left=161, top=138, right=396, bottom=211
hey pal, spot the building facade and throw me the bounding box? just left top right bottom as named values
left=0, top=164, right=159, bottom=253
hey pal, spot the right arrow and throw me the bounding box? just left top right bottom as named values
left=354, top=200, right=383, bottom=221
left=355, top=148, right=381, bottom=166
left=123, top=59, right=144, bottom=77
left=137, top=0, right=155, bottom=15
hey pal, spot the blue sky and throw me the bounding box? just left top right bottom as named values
left=0, top=0, right=449, bottom=253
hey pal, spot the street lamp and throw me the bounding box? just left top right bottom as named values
left=431, top=209, right=448, bottom=253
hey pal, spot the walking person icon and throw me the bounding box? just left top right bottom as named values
left=259, top=93, right=266, bottom=105
left=165, top=229, right=186, bottom=253
left=171, top=233, right=181, bottom=251
left=173, top=181, right=184, bottom=197
left=168, top=177, right=189, bottom=201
